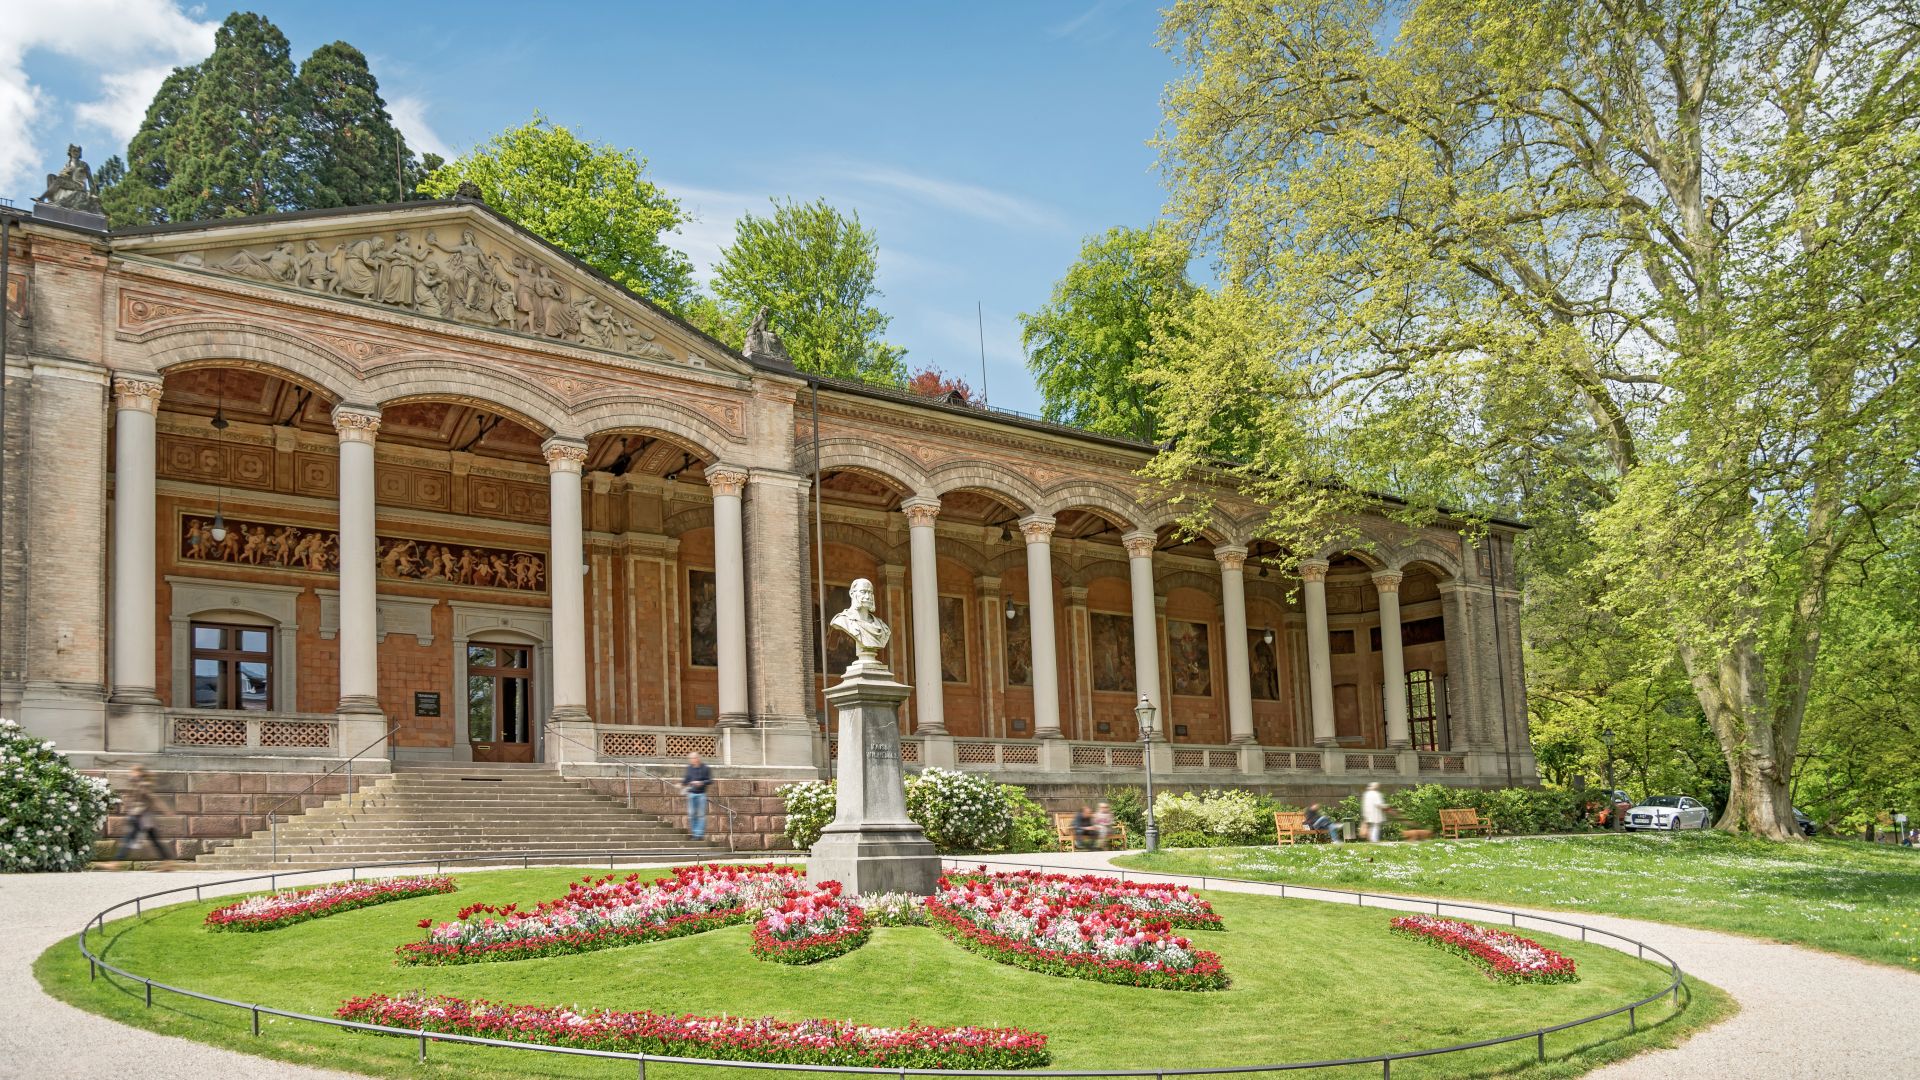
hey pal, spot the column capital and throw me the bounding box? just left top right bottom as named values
left=706, top=464, right=751, bottom=498
left=1215, top=545, right=1249, bottom=572
left=332, top=405, right=382, bottom=443
left=1297, top=558, right=1331, bottom=583
left=1370, top=569, right=1404, bottom=593
left=901, top=495, right=942, bottom=528
left=111, top=374, right=164, bottom=414
left=541, top=436, right=590, bottom=472
left=1017, top=514, right=1056, bottom=544
left=1121, top=530, right=1157, bottom=559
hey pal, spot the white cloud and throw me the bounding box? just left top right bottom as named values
left=387, top=94, right=452, bottom=162
left=1049, top=1, right=1122, bottom=39
left=0, top=0, right=215, bottom=193
left=664, top=182, right=766, bottom=284
left=829, top=162, right=1063, bottom=231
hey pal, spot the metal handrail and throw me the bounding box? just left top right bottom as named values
left=265, top=723, right=400, bottom=864
left=544, top=724, right=739, bottom=852
left=75, top=852, right=1687, bottom=1078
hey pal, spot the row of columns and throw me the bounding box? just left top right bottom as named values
left=107, top=378, right=762, bottom=740
left=894, top=502, right=1415, bottom=749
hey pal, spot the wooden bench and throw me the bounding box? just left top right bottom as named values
left=1274, top=811, right=1324, bottom=845
left=1438, top=807, right=1493, bottom=839
left=1053, top=812, right=1129, bottom=850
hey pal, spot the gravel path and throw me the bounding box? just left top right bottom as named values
left=6, top=856, right=1918, bottom=1079
left=976, top=851, right=1920, bottom=1079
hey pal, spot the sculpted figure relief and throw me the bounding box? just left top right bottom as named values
left=193, top=224, right=689, bottom=364
left=829, top=577, right=892, bottom=670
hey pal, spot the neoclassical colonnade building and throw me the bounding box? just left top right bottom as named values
left=1, top=196, right=1534, bottom=846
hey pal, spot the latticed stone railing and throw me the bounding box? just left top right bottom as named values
left=164, top=710, right=339, bottom=754
left=594, top=725, right=720, bottom=761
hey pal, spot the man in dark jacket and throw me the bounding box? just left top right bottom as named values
left=681, top=753, right=713, bottom=840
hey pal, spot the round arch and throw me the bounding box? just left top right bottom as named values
left=364, top=361, right=570, bottom=436
left=926, top=461, right=1043, bottom=514
left=932, top=536, right=991, bottom=576
left=1067, top=557, right=1131, bottom=590
left=1156, top=568, right=1223, bottom=600
left=572, top=398, right=739, bottom=464
left=1391, top=541, right=1464, bottom=582
left=795, top=438, right=932, bottom=495
left=1040, top=480, right=1145, bottom=529
left=138, top=322, right=361, bottom=403
left=817, top=521, right=901, bottom=567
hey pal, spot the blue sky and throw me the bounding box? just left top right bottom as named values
left=6, top=1, right=1185, bottom=415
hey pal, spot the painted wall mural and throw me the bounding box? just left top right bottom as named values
left=938, top=595, right=968, bottom=683
left=178, top=514, right=546, bottom=592
left=1167, top=620, right=1213, bottom=697
left=689, top=570, right=719, bottom=668
left=1004, top=603, right=1032, bottom=687
left=1248, top=631, right=1281, bottom=701
left=1088, top=611, right=1135, bottom=693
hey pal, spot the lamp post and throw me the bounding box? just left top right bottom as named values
left=1136, top=694, right=1159, bottom=853
left=1601, top=726, right=1620, bottom=831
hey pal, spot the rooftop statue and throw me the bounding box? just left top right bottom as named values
left=742, top=306, right=792, bottom=365
left=39, top=145, right=103, bottom=215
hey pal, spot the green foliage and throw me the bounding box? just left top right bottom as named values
left=710, top=197, right=907, bottom=383
left=1152, top=0, right=1920, bottom=836
left=1102, top=786, right=1148, bottom=838
left=1019, top=224, right=1196, bottom=442
left=903, top=767, right=1013, bottom=853
left=1151, top=788, right=1270, bottom=844
left=292, top=41, right=412, bottom=208
left=780, top=768, right=1015, bottom=853
left=418, top=114, right=695, bottom=310
left=99, top=13, right=424, bottom=226
left=0, top=719, right=115, bottom=872
left=1000, top=785, right=1057, bottom=853
left=1385, top=785, right=1596, bottom=837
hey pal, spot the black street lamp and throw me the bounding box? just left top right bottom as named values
left=1136, top=694, right=1159, bottom=853
left=1601, top=726, right=1620, bottom=831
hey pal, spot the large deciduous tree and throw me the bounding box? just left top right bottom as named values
left=1020, top=225, right=1196, bottom=443
left=1149, top=0, right=1920, bottom=836
left=418, top=115, right=696, bottom=311
left=709, top=197, right=907, bottom=384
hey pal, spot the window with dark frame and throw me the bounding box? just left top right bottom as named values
left=467, top=645, right=533, bottom=744
left=190, top=622, right=273, bottom=711
left=1406, top=668, right=1438, bottom=751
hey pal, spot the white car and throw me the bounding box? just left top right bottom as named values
left=1624, top=796, right=1712, bottom=831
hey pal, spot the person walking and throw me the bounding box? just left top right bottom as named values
left=113, top=765, right=173, bottom=863
left=1093, top=801, right=1117, bottom=849
left=681, top=752, right=713, bottom=841
left=1361, top=781, right=1388, bottom=843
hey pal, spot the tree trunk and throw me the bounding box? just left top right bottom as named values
left=1682, top=637, right=1800, bottom=840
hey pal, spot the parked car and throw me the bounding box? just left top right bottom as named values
left=1793, top=807, right=1817, bottom=837
left=1624, top=795, right=1712, bottom=831
left=1591, top=790, right=1633, bottom=828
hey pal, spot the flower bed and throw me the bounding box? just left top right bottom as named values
left=926, top=871, right=1229, bottom=990
left=397, top=865, right=800, bottom=966
left=204, top=876, right=455, bottom=932
left=750, top=882, right=870, bottom=965
left=1388, top=915, right=1579, bottom=984
left=944, top=869, right=1224, bottom=929
left=336, top=993, right=1050, bottom=1069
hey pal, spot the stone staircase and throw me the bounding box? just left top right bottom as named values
left=194, top=762, right=725, bottom=870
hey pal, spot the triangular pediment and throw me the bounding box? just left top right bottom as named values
left=108, top=201, right=754, bottom=376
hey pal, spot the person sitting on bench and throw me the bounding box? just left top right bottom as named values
left=1304, top=803, right=1344, bottom=843
left=1071, top=804, right=1098, bottom=850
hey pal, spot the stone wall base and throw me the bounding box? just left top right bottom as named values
left=84, top=765, right=377, bottom=860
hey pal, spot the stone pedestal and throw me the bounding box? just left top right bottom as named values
left=807, top=658, right=940, bottom=896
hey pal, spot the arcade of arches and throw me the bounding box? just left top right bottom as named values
left=1, top=198, right=1534, bottom=845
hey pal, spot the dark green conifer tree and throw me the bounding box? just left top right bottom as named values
left=100, top=64, right=200, bottom=226
left=169, top=11, right=302, bottom=219
left=294, top=41, right=415, bottom=207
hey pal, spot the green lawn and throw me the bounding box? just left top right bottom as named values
left=36, top=866, right=1729, bottom=1080
left=1118, top=832, right=1920, bottom=970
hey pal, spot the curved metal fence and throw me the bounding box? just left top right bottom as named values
left=75, top=851, right=1688, bottom=1078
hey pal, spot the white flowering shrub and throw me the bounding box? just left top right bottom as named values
left=0, top=719, right=115, bottom=872
left=906, top=767, right=1014, bottom=852
left=780, top=767, right=1015, bottom=853
left=779, top=779, right=837, bottom=849
left=1153, top=788, right=1269, bottom=845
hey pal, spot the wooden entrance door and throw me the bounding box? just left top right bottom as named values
left=467, top=644, right=534, bottom=763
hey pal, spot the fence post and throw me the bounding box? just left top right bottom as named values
left=419, top=1030, right=428, bottom=1061
left=637, top=1055, right=647, bottom=1080
left=144, top=980, right=152, bottom=1007
left=252, top=1006, right=260, bottom=1036
left=88, top=960, right=95, bottom=982
left=1628, top=1006, right=1636, bottom=1033
left=1536, top=1032, right=1544, bottom=1061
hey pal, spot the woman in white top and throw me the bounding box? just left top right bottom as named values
left=1361, top=781, right=1388, bottom=842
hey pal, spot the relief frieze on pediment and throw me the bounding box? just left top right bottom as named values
left=174, top=225, right=681, bottom=364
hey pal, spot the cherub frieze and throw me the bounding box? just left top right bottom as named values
left=187, top=227, right=673, bottom=362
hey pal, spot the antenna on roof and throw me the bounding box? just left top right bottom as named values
left=976, top=300, right=988, bottom=406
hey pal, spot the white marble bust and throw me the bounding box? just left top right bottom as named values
left=829, top=577, right=891, bottom=668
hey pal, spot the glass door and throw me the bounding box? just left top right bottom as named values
left=467, top=644, right=533, bottom=763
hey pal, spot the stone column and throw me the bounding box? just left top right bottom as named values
left=333, top=406, right=383, bottom=718
left=1019, top=515, right=1062, bottom=738
left=109, top=376, right=163, bottom=706
left=543, top=438, right=590, bottom=732
left=1299, top=558, right=1337, bottom=745
left=1216, top=545, right=1255, bottom=744
left=707, top=465, right=751, bottom=727
left=1121, top=531, right=1164, bottom=736
left=1374, top=570, right=1409, bottom=747
left=902, top=496, right=946, bottom=734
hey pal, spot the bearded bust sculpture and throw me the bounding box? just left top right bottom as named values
left=829, top=577, right=891, bottom=669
